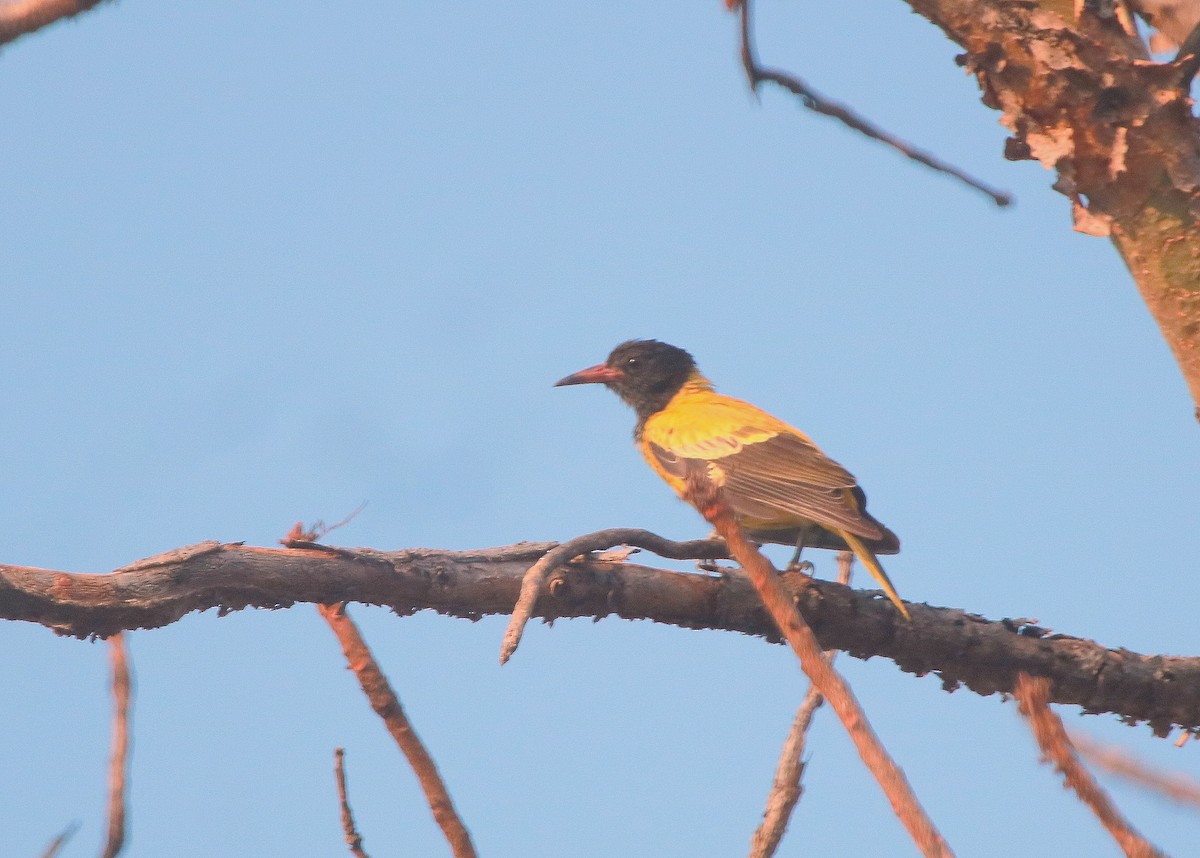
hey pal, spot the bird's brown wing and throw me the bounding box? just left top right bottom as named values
left=647, top=432, right=886, bottom=540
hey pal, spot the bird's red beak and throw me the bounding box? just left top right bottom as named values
left=554, top=363, right=625, bottom=386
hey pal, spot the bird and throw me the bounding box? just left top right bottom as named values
left=555, top=339, right=909, bottom=619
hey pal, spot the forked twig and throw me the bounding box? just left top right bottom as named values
left=1014, top=674, right=1165, bottom=858
left=686, top=476, right=952, bottom=857
left=500, top=528, right=728, bottom=664
left=319, top=603, right=478, bottom=858
left=100, top=633, right=132, bottom=858
left=334, top=748, right=371, bottom=858
left=736, top=0, right=1012, bottom=207
left=749, top=551, right=855, bottom=858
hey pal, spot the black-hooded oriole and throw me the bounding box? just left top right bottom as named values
left=556, top=339, right=909, bottom=619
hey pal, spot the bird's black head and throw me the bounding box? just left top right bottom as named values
left=555, top=339, right=699, bottom=421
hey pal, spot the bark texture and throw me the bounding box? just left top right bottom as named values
left=3, top=540, right=1199, bottom=735
left=906, top=0, right=1200, bottom=415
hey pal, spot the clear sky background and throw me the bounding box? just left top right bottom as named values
left=3, top=1, right=1199, bottom=855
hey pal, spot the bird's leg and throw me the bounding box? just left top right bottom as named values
left=786, top=535, right=815, bottom=574
left=696, top=528, right=726, bottom=573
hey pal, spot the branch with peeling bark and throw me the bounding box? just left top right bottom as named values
left=902, top=0, right=1200, bottom=415
left=3, top=537, right=1200, bottom=733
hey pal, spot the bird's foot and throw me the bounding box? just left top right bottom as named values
left=785, top=559, right=815, bottom=575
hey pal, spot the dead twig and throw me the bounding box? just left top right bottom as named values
left=1070, top=731, right=1200, bottom=811
left=100, top=633, right=132, bottom=858
left=1014, top=674, right=1165, bottom=858
left=749, top=551, right=855, bottom=858
left=38, top=821, right=80, bottom=858
left=334, top=748, right=371, bottom=858
left=282, top=504, right=368, bottom=547
left=0, top=0, right=112, bottom=47
left=319, top=603, right=477, bottom=858
left=686, top=475, right=953, bottom=858
left=500, top=528, right=728, bottom=663
left=736, top=0, right=1011, bottom=207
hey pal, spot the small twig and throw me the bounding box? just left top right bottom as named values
left=749, top=682, right=825, bottom=858
left=38, top=821, right=81, bottom=858
left=334, top=748, right=371, bottom=858
left=1070, top=731, right=1200, bottom=810
left=282, top=503, right=368, bottom=547
left=319, top=603, right=478, bottom=858
left=500, top=528, right=728, bottom=664
left=736, top=0, right=1012, bottom=207
left=0, top=0, right=112, bottom=47
left=1014, top=674, right=1165, bottom=858
left=686, top=474, right=952, bottom=857
left=100, top=633, right=132, bottom=858
left=749, top=552, right=854, bottom=858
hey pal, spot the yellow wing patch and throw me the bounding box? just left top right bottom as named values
left=638, top=385, right=881, bottom=539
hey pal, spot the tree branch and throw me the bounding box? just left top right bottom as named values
left=319, top=603, right=477, bottom=858
left=1070, top=731, right=1200, bottom=810
left=749, top=552, right=855, bottom=858
left=333, top=748, right=371, bottom=858
left=38, top=822, right=80, bottom=858
left=901, top=0, right=1200, bottom=416
left=0, top=0, right=112, bottom=47
left=737, top=0, right=1012, bottom=207
left=1014, top=674, right=1165, bottom=858
left=688, top=478, right=953, bottom=857
left=99, top=633, right=131, bottom=858
left=3, top=539, right=1200, bottom=733
left=501, top=528, right=728, bottom=663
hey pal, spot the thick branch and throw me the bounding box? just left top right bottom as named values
left=904, top=0, right=1200, bottom=415
left=2, top=540, right=1199, bottom=733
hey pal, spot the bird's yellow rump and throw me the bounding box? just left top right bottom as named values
left=556, top=339, right=909, bottom=619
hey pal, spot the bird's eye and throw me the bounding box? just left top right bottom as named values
left=626, top=357, right=637, bottom=366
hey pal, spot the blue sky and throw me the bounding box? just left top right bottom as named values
left=3, top=0, right=1199, bottom=855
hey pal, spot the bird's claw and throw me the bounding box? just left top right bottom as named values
left=785, top=559, right=815, bottom=575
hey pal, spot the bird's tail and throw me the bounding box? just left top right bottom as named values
left=836, top=528, right=910, bottom=620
